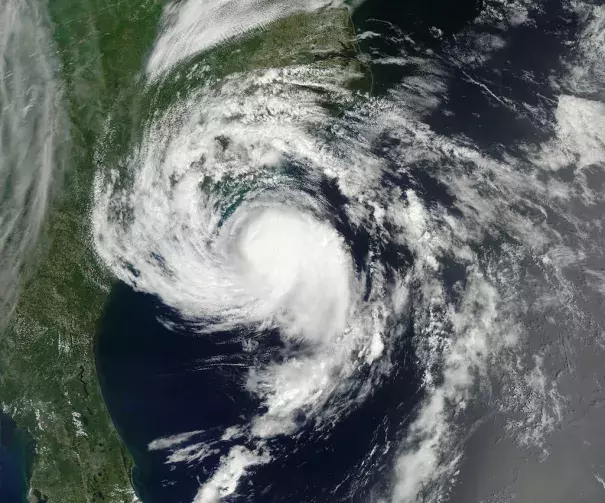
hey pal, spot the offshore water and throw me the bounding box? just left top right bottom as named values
left=0, top=414, right=33, bottom=503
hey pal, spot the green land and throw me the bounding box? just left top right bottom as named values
left=0, top=3, right=366, bottom=503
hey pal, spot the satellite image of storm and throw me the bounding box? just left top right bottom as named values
left=1, top=0, right=605, bottom=502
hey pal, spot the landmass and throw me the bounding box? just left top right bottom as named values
left=0, top=3, right=365, bottom=502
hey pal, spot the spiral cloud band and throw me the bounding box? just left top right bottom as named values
left=93, top=0, right=605, bottom=501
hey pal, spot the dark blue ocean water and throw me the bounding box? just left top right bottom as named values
left=95, top=281, right=422, bottom=503
left=93, top=2, right=578, bottom=501
left=0, top=447, right=24, bottom=503
left=1, top=1, right=582, bottom=502
left=0, top=414, right=32, bottom=503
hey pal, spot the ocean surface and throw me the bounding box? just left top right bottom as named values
left=94, top=7, right=427, bottom=501
left=0, top=414, right=33, bottom=503
left=3, top=0, right=605, bottom=502
left=92, top=1, right=603, bottom=502
left=96, top=244, right=421, bottom=503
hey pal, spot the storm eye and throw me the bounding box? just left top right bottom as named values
left=293, top=409, right=307, bottom=425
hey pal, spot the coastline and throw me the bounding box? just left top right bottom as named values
left=0, top=413, right=34, bottom=503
